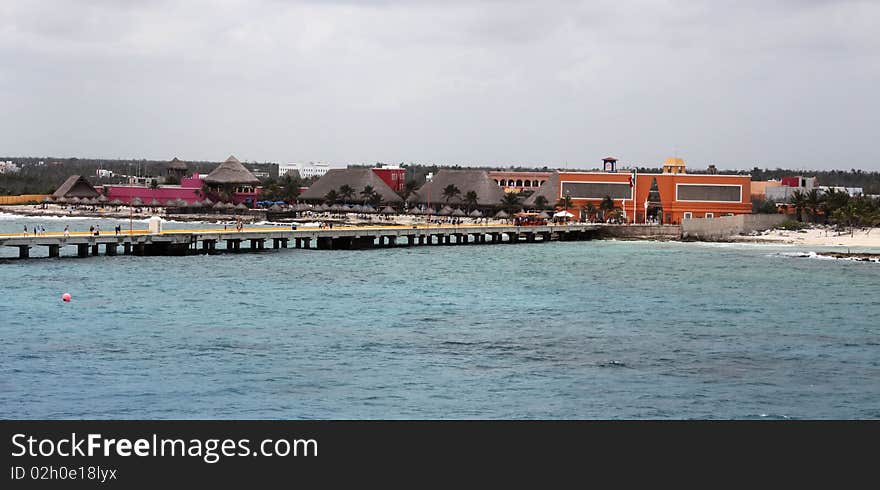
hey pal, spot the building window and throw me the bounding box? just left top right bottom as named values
left=683, top=212, right=693, bottom=220
left=705, top=213, right=714, bottom=219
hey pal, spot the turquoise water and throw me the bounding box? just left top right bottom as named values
left=1, top=214, right=879, bottom=419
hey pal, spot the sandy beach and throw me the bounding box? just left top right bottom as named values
left=734, top=226, right=880, bottom=248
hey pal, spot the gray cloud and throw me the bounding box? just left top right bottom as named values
left=0, top=0, right=877, bottom=169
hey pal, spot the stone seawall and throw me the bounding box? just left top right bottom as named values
left=599, top=224, right=682, bottom=240
left=681, top=214, right=787, bottom=240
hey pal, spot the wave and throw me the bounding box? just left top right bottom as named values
left=771, top=251, right=880, bottom=263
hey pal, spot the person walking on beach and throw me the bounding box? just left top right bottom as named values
left=63, top=225, right=70, bottom=238
left=94, top=224, right=100, bottom=236
left=23, top=225, right=28, bottom=236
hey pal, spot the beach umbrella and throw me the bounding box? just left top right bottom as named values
left=553, top=210, right=574, bottom=218
left=55, top=197, right=67, bottom=204
left=269, top=204, right=282, bottom=212
left=213, top=201, right=226, bottom=209
left=351, top=204, right=364, bottom=212
left=451, top=208, right=466, bottom=217
left=469, top=209, right=483, bottom=217
left=362, top=204, right=376, bottom=214
left=42, top=196, right=53, bottom=203
left=235, top=203, right=248, bottom=211
left=130, top=197, right=143, bottom=206
left=97, top=195, right=108, bottom=202
left=149, top=198, right=161, bottom=207
left=381, top=206, right=397, bottom=215
left=537, top=211, right=551, bottom=219
left=295, top=203, right=311, bottom=212
left=164, top=199, right=178, bottom=207
left=330, top=204, right=343, bottom=212
left=175, top=198, right=188, bottom=207
left=202, top=197, right=213, bottom=206
left=190, top=200, right=203, bottom=208
left=69, top=197, right=81, bottom=204
left=110, top=199, right=122, bottom=207
left=438, top=206, right=453, bottom=216
left=224, top=202, right=236, bottom=209
left=494, top=210, right=509, bottom=219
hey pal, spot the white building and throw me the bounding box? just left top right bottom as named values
left=0, top=161, right=21, bottom=174
left=278, top=162, right=331, bottom=179
left=96, top=169, right=114, bottom=178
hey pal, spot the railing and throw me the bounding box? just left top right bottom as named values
left=0, top=194, right=49, bottom=205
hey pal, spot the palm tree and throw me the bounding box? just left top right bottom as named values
left=820, top=188, right=849, bottom=224
left=339, top=185, right=355, bottom=203
left=585, top=202, right=597, bottom=222
left=789, top=189, right=806, bottom=222
left=804, top=188, right=823, bottom=223
left=556, top=192, right=572, bottom=211
left=360, top=185, right=376, bottom=204
left=442, top=184, right=461, bottom=204
left=533, top=195, right=549, bottom=210
left=399, top=180, right=419, bottom=201
left=500, top=193, right=522, bottom=214
left=464, top=191, right=479, bottom=212
left=324, top=189, right=339, bottom=204
left=599, top=195, right=616, bottom=221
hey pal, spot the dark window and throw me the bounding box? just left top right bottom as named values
left=676, top=185, right=740, bottom=202
left=561, top=182, right=631, bottom=199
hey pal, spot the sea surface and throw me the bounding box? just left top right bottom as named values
left=1, top=213, right=879, bottom=419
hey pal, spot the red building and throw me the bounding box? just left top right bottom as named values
left=371, top=165, right=406, bottom=192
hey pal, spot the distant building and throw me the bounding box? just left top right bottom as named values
left=298, top=168, right=402, bottom=204
left=819, top=186, right=863, bottom=197
left=488, top=171, right=552, bottom=193
left=765, top=176, right=819, bottom=202
left=371, top=164, right=406, bottom=192
left=0, top=161, right=20, bottom=174
left=279, top=162, right=331, bottom=179
left=96, top=169, right=114, bottom=178
left=525, top=157, right=752, bottom=224
left=408, top=170, right=506, bottom=208
left=164, top=157, right=188, bottom=180
left=51, top=175, right=101, bottom=200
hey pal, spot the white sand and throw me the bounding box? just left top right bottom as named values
left=735, top=226, right=880, bottom=248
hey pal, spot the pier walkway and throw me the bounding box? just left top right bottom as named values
left=0, top=223, right=600, bottom=259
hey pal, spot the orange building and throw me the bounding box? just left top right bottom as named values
left=488, top=171, right=551, bottom=193
left=550, top=159, right=751, bottom=224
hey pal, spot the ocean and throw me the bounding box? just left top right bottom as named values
left=1, top=213, right=879, bottom=419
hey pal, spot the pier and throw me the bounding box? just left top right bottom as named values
left=0, top=224, right=600, bottom=259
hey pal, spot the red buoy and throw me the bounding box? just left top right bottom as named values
left=62, top=293, right=71, bottom=302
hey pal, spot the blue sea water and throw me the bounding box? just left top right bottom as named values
left=1, top=214, right=879, bottom=419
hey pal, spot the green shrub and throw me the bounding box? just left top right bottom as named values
left=774, top=220, right=809, bottom=231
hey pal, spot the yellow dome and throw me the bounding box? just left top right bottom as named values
left=662, top=157, right=686, bottom=174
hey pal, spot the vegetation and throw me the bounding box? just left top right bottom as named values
left=774, top=220, right=810, bottom=231
left=338, top=185, right=355, bottom=203
left=324, top=189, right=339, bottom=204
left=441, top=184, right=461, bottom=204
left=399, top=180, right=419, bottom=201
left=556, top=193, right=572, bottom=210
left=532, top=195, right=549, bottom=210
left=782, top=190, right=879, bottom=229
left=464, top=191, right=479, bottom=211
left=500, top=193, right=522, bottom=214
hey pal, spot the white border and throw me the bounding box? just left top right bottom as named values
left=560, top=180, right=632, bottom=200
left=675, top=183, right=742, bottom=203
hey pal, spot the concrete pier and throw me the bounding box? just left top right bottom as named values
left=1, top=224, right=600, bottom=260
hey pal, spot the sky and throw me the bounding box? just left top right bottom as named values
left=1, top=0, right=878, bottom=170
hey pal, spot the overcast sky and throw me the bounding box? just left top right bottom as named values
left=1, top=0, right=878, bottom=170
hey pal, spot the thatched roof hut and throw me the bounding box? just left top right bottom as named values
left=51, top=175, right=100, bottom=200
left=204, top=155, right=260, bottom=185
left=451, top=208, right=466, bottom=217
left=164, top=199, right=178, bottom=207
left=408, top=170, right=505, bottom=207
left=110, top=199, right=122, bottom=206
left=131, top=197, right=144, bottom=206
left=537, top=211, right=551, bottom=219
left=269, top=204, right=282, bottom=212
left=166, top=157, right=188, bottom=171
left=437, top=206, right=453, bottom=216
left=494, top=210, right=510, bottom=218
left=469, top=209, right=483, bottom=217
left=381, top=206, right=397, bottom=214
left=298, top=168, right=402, bottom=203
left=149, top=198, right=161, bottom=207
left=522, top=172, right=560, bottom=208
left=235, top=203, right=248, bottom=211
left=213, top=201, right=226, bottom=209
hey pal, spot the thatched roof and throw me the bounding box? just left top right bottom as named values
left=51, top=175, right=100, bottom=199
left=213, top=201, right=225, bottom=209
left=164, top=199, right=177, bottom=207
left=298, top=168, right=402, bottom=203
left=437, top=206, right=453, bottom=216
left=451, top=208, right=466, bottom=217
left=494, top=210, right=510, bottom=218
left=190, top=200, right=203, bottom=208
left=204, top=155, right=260, bottom=185
left=149, top=199, right=161, bottom=206
left=110, top=199, right=122, bottom=206
left=269, top=204, right=282, bottom=211
left=537, top=211, right=551, bottom=219
left=409, top=170, right=505, bottom=207
left=381, top=206, right=397, bottom=214
left=235, top=203, right=248, bottom=210
left=202, top=197, right=213, bottom=205
left=469, top=209, right=483, bottom=217
left=523, top=172, right=560, bottom=207
left=166, top=157, right=188, bottom=171
left=131, top=197, right=144, bottom=206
